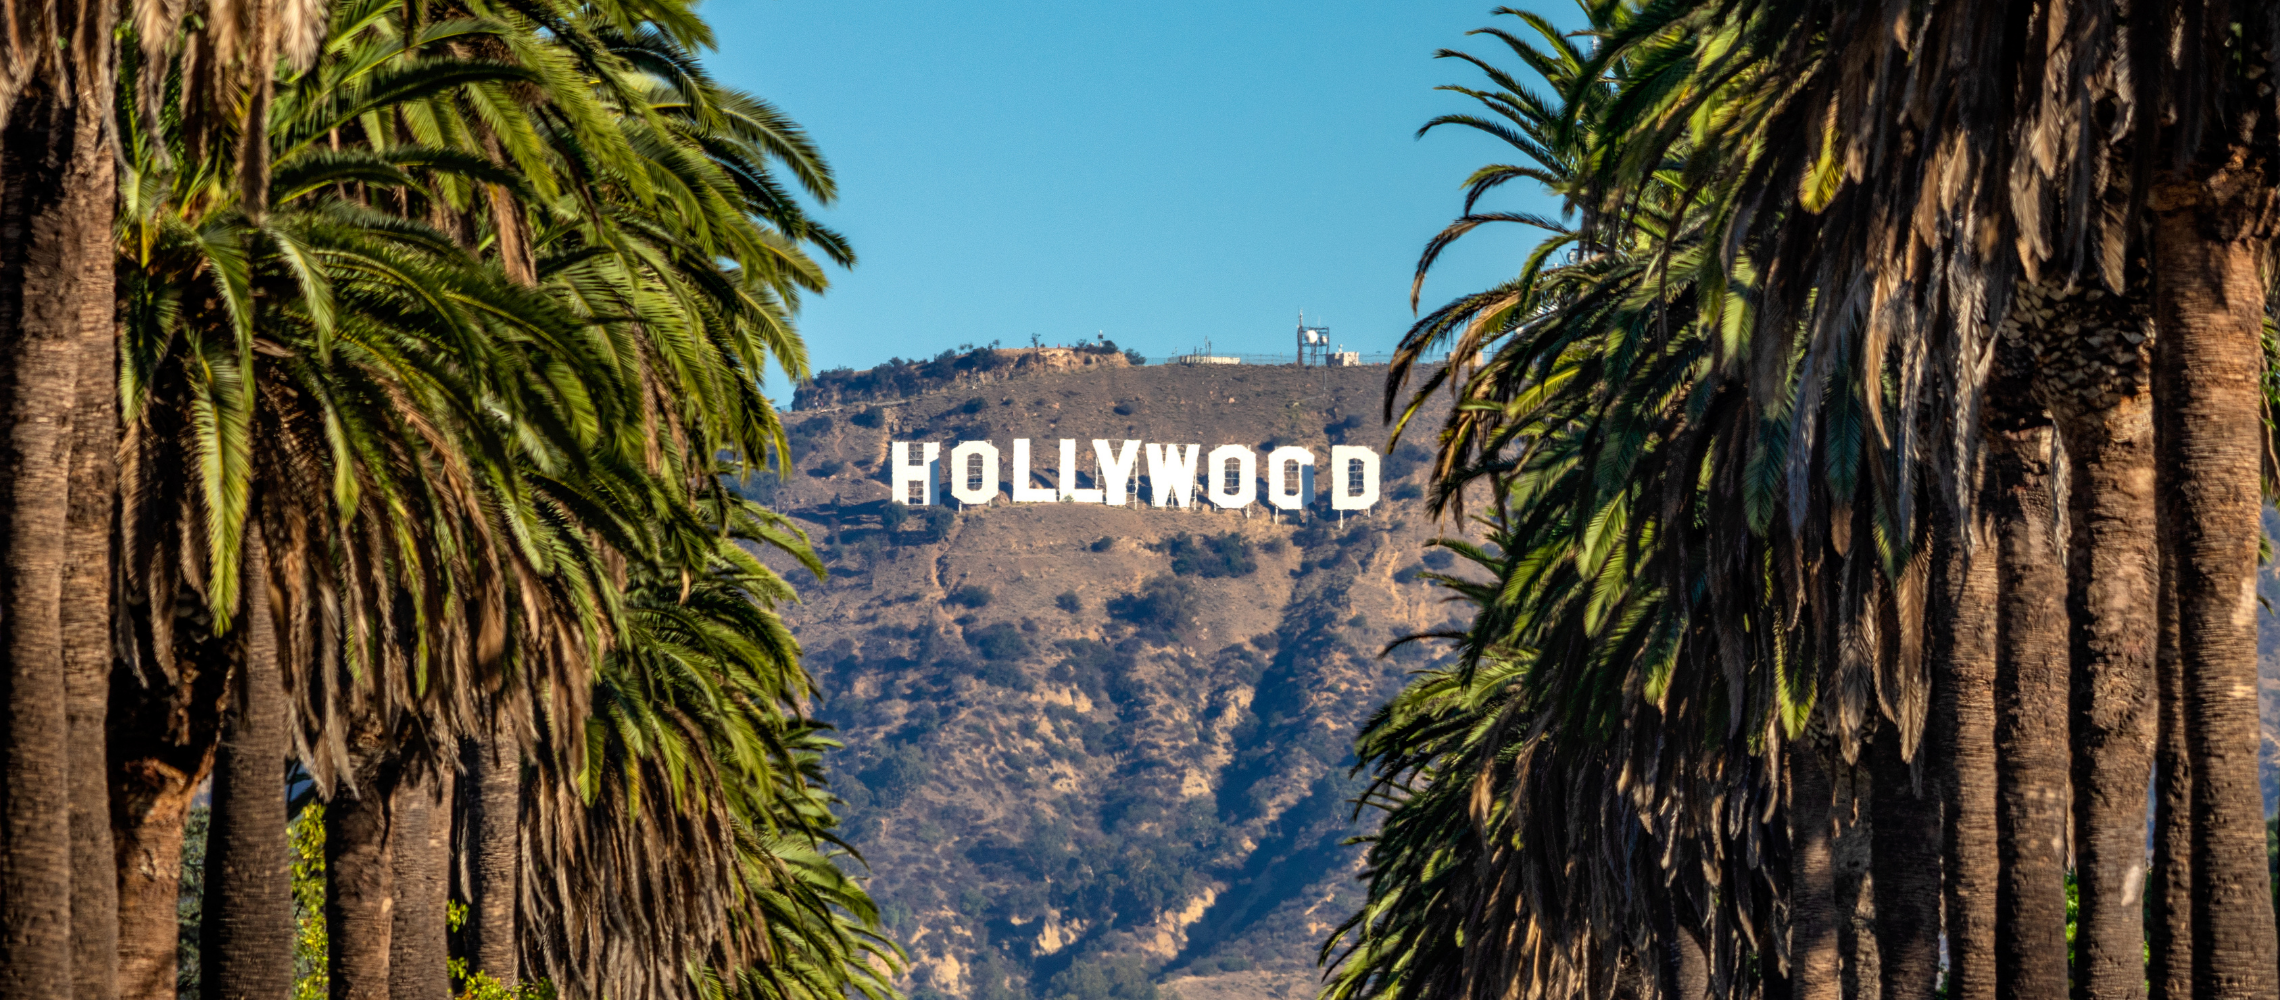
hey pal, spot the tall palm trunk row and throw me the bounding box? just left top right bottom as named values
left=1336, top=4, right=2280, bottom=1000
left=0, top=0, right=891, bottom=995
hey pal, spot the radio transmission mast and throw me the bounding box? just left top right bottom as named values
left=1296, top=310, right=1331, bottom=367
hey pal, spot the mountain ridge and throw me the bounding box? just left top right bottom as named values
left=756, top=360, right=1475, bottom=1000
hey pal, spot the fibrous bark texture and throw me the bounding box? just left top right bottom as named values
left=1990, top=416, right=2068, bottom=1000
left=2150, top=168, right=2280, bottom=1000
left=460, top=734, right=519, bottom=985
left=64, top=144, right=120, bottom=1000
left=2149, top=536, right=2191, bottom=1000
left=1789, top=736, right=1840, bottom=1000
left=111, top=642, right=227, bottom=998
left=0, top=65, right=111, bottom=1000
left=1869, top=723, right=1939, bottom=1000
left=328, top=762, right=396, bottom=1000
left=200, top=527, right=294, bottom=1000
left=391, top=763, right=454, bottom=1000
left=113, top=780, right=196, bottom=999
left=1648, top=876, right=1709, bottom=1000
left=1935, top=503, right=1998, bottom=1000
left=2055, top=396, right=2156, bottom=1000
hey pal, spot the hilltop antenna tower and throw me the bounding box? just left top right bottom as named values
left=1297, top=310, right=1331, bottom=366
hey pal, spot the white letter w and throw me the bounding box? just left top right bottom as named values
left=1144, top=443, right=1200, bottom=507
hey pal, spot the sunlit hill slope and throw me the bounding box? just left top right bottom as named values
left=750, top=350, right=1477, bottom=1000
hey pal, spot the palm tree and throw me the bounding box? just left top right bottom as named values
left=6, top=0, right=338, bottom=986
left=1933, top=494, right=2000, bottom=1000
left=0, top=0, right=888, bottom=995
left=0, top=4, right=120, bottom=995
left=111, top=74, right=628, bottom=994
left=1370, top=10, right=1949, bottom=999
left=2141, top=9, right=2280, bottom=979
left=64, top=226, right=123, bottom=1000
left=2150, top=508, right=2192, bottom=1000
left=200, top=524, right=295, bottom=1000
left=1867, top=718, right=1941, bottom=1000
left=518, top=497, right=899, bottom=1000
left=1987, top=405, right=2067, bottom=1000
left=1342, top=7, right=2280, bottom=1000
left=387, top=751, right=453, bottom=1000
left=120, top=3, right=879, bottom=996
left=1550, top=3, right=2280, bottom=993
left=458, top=732, right=522, bottom=986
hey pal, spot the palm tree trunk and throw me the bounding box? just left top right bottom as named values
left=328, top=760, right=396, bottom=1000
left=0, top=62, right=114, bottom=1000
left=390, top=762, right=453, bottom=1000
left=1648, top=876, right=1709, bottom=1000
left=2149, top=175, right=2280, bottom=999
left=1790, top=733, right=1840, bottom=1000
left=200, top=526, right=294, bottom=1000
left=1989, top=415, right=2068, bottom=1000
left=65, top=189, right=120, bottom=1000
left=1670, top=914, right=1709, bottom=1000
left=459, top=734, right=519, bottom=985
left=2149, top=536, right=2191, bottom=1000
left=1870, top=721, right=1940, bottom=1000
left=1934, top=501, right=1999, bottom=1000
left=113, top=776, right=201, bottom=999
left=2054, top=393, right=2157, bottom=1000
left=111, top=642, right=228, bottom=999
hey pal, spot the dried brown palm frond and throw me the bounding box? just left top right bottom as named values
left=0, top=0, right=114, bottom=122
left=1583, top=0, right=2280, bottom=542
left=114, top=169, right=633, bottom=797
left=517, top=500, right=895, bottom=1000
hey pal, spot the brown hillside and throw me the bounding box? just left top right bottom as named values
left=753, top=359, right=1479, bottom=1000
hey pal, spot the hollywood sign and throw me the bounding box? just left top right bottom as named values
left=888, top=440, right=1382, bottom=511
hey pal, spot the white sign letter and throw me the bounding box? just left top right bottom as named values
left=1011, top=439, right=1057, bottom=502
left=1094, top=439, right=1141, bottom=505
left=890, top=442, right=938, bottom=505
left=1266, top=446, right=1314, bottom=511
left=1206, top=445, right=1257, bottom=509
left=948, top=441, right=1000, bottom=505
left=1059, top=439, right=1105, bottom=503
left=1144, top=443, right=1201, bottom=507
left=1330, top=445, right=1380, bottom=510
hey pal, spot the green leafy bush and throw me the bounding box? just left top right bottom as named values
left=948, top=584, right=994, bottom=609
left=859, top=745, right=933, bottom=810
left=967, top=622, right=1033, bottom=662
left=456, top=972, right=558, bottom=1000
left=179, top=805, right=208, bottom=995
left=1107, top=576, right=1198, bottom=637
left=905, top=506, right=956, bottom=545
left=292, top=804, right=325, bottom=1000
left=1055, top=590, right=1082, bottom=613
left=1150, top=533, right=1254, bottom=578
left=1047, top=956, right=1159, bottom=1000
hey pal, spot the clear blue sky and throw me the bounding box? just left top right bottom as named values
left=699, top=0, right=1575, bottom=400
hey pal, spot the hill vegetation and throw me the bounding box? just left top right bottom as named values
left=797, top=344, right=1144, bottom=410
left=752, top=360, right=1469, bottom=1000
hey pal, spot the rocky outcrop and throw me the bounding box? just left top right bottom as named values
left=757, top=362, right=1472, bottom=1000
